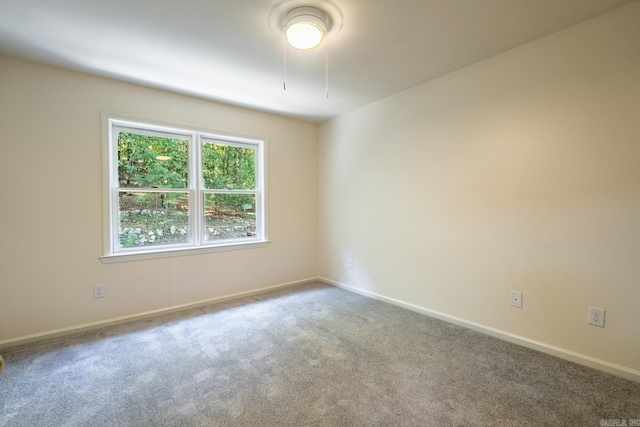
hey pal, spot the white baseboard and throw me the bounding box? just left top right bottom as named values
left=0, top=277, right=319, bottom=350
left=319, top=277, right=640, bottom=383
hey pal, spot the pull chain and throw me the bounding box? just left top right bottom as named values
left=325, top=36, right=329, bottom=98
left=283, top=26, right=287, bottom=90
left=283, top=27, right=329, bottom=97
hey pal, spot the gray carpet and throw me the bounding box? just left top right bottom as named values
left=1, top=282, right=638, bottom=426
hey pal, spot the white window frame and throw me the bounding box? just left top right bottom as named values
left=101, top=115, right=268, bottom=263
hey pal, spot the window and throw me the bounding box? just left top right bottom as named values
left=102, top=117, right=267, bottom=262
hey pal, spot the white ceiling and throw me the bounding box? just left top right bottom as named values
left=0, top=0, right=635, bottom=122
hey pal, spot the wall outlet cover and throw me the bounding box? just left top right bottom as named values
left=510, top=290, right=522, bottom=308
left=588, top=306, right=605, bottom=327
left=94, top=284, right=105, bottom=298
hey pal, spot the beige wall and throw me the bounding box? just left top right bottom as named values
left=0, top=56, right=318, bottom=342
left=318, top=3, right=640, bottom=375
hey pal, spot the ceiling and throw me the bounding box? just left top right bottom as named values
left=0, top=0, right=635, bottom=122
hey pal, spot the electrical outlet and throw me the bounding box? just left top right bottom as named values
left=510, top=291, right=522, bottom=308
left=93, top=284, right=105, bottom=299
left=588, top=306, right=605, bottom=327
left=347, top=259, right=353, bottom=270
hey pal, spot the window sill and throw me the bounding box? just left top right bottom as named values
left=100, top=240, right=270, bottom=264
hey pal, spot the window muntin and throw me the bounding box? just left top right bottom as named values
left=105, top=118, right=266, bottom=258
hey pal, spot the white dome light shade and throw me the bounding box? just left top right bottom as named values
left=285, top=7, right=327, bottom=50
left=286, top=22, right=324, bottom=49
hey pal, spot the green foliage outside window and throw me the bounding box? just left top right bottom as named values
left=118, top=132, right=188, bottom=188
left=202, top=143, right=255, bottom=190
left=116, top=131, right=258, bottom=247
left=201, top=142, right=256, bottom=216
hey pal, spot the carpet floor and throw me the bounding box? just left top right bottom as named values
left=1, top=282, right=638, bottom=426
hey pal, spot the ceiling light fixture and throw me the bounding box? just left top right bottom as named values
left=269, top=1, right=343, bottom=98
left=279, top=4, right=337, bottom=98
left=285, top=7, right=327, bottom=50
